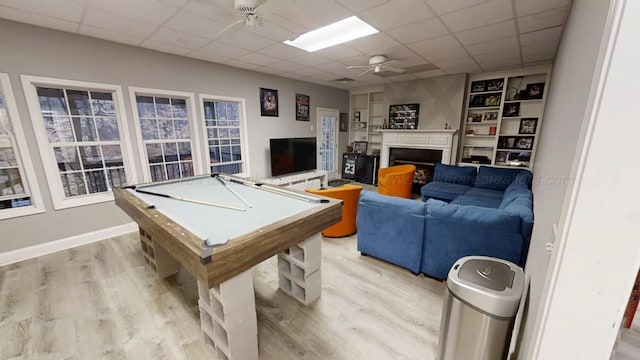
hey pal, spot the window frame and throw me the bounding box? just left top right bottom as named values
left=21, top=75, right=137, bottom=210
left=129, top=87, right=203, bottom=182
left=198, top=94, right=251, bottom=177
left=0, top=73, right=45, bottom=219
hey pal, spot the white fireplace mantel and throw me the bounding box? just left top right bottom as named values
left=380, top=129, right=458, bottom=167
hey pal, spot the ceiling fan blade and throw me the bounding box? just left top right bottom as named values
left=385, top=65, right=406, bottom=73
left=216, top=19, right=246, bottom=38
left=358, top=68, right=375, bottom=77
left=347, top=65, right=373, bottom=69
left=380, top=59, right=399, bottom=66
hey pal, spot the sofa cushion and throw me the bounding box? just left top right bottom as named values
left=474, top=166, right=524, bottom=191
left=513, top=170, right=533, bottom=188
left=500, top=187, right=533, bottom=209
left=433, top=163, right=476, bottom=186
left=451, top=195, right=502, bottom=209
left=356, top=191, right=426, bottom=273
left=421, top=181, right=472, bottom=202
left=463, top=187, right=504, bottom=199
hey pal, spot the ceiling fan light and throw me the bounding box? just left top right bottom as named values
left=283, top=16, right=378, bottom=52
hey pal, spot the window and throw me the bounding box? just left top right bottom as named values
left=200, top=95, right=249, bottom=176
left=0, top=74, right=43, bottom=219
left=22, top=76, right=136, bottom=210
left=130, top=88, right=201, bottom=182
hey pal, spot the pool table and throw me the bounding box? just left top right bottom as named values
left=114, top=174, right=342, bottom=360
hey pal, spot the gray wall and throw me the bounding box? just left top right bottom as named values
left=383, top=74, right=467, bottom=130
left=0, top=19, right=349, bottom=253
left=516, top=0, right=613, bottom=357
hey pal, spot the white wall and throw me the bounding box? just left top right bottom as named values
left=0, top=19, right=348, bottom=253
left=517, top=0, right=627, bottom=358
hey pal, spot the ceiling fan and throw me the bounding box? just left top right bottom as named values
left=347, top=55, right=406, bottom=76
left=212, top=0, right=275, bottom=37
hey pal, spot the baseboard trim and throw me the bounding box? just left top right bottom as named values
left=0, top=222, right=138, bottom=267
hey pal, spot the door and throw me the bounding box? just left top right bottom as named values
left=317, top=108, right=339, bottom=180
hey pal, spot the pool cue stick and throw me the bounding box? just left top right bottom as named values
left=216, top=176, right=253, bottom=208
left=257, top=184, right=325, bottom=203
left=135, top=189, right=245, bottom=211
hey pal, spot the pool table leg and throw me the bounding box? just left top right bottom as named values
left=138, top=227, right=178, bottom=278
left=197, top=270, right=258, bottom=360
left=277, top=234, right=322, bottom=305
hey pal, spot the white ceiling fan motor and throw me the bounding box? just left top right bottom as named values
left=234, top=0, right=266, bottom=27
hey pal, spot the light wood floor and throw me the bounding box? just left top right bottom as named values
left=0, top=233, right=446, bottom=360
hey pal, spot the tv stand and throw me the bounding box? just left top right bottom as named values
left=262, top=170, right=329, bottom=191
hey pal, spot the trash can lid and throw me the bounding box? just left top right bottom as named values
left=447, top=256, right=525, bottom=318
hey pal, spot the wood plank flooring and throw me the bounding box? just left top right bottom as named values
left=0, top=233, right=445, bottom=360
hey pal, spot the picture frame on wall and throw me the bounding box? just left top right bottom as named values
left=525, top=83, right=545, bottom=99
left=519, top=118, right=538, bottom=134
left=502, top=102, right=520, bottom=117
left=353, top=141, right=368, bottom=154
left=339, top=112, right=348, bottom=132
left=260, top=87, right=278, bottom=117
left=295, top=93, right=310, bottom=121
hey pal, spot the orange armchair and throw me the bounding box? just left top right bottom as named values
left=306, top=184, right=363, bottom=237
left=377, top=164, right=416, bottom=199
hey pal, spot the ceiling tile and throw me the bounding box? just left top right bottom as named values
left=0, top=0, right=84, bottom=22
left=257, top=43, right=307, bottom=60
left=514, top=0, right=571, bottom=17
left=87, top=0, right=178, bottom=25
left=198, top=41, right=250, bottom=58
left=254, top=66, right=283, bottom=75
left=441, top=63, right=482, bottom=74
left=314, top=60, right=350, bottom=73
left=476, top=56, right=522, bottom=71
left=253, top=21, right=297, bottom=42
left=429, top=53, right=476, bottom=68
left=265, top=60, right=307, bottom=72
left=360, top=0, right=434, bottom=31
left=386, top=17, right=450, bottom=44
left=289, top=53, right=331, bottom=67
left=79, top=24, right=144, bottom=46
left=425, top=0, right=488, bottom=15
left=149, top=27, right=211, bottom=50
left=472, top=48, right=521, bottom=63
left=408, top=35, right=461, bottom=55
left=414, top=69, right=447, bottom=78
left=141, top=39, right=191, bottom=56
left=217, top=30, right=275, bottom=51
left=314, top=45, right=363, bottom=60
left=83, top=7, right=158, bottom=38
left=455, top=20, right=516, bottom=45
left=519, top=26, right=563, bottom=46
left=225, top=59, right=260, bottom=70
left=0, top=5, right=78, bottom=33
left=385, top=74, right=420, bottom=82
left=159, top=0, right=188, bottom=7
left=440, top=0, right=513, bottom=33
left=236, top=52, right=280, bottom=66
left=517, top=6, right=569, bottom=33
left=310, top=71, right=344, bottom=81
left=287, top=67, right=325, bottom=77
left=522, top=52, right=554, bottom=64
left=396, top=55, right=430, bottom=68
left=272, top=0, right=353, bottom=31
left=188, top=51, right=231, bottom=64
left=347, top=33, right=402, bottom=55
left=183, top=1, right=236, bottom=23
left=521, top=40, right=558, bottom=57
left=164, top=10, right=226, bottom=40
left=335, top=0, right=389, bottom=13
left=465, top=36, right=518, bottom=56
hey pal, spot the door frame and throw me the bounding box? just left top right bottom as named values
left=316, top=107, right=340, bottom=180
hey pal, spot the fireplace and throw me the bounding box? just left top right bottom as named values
left=389, top=148, right=443, bottom=194
left=380, top=129, right=458, bottom=195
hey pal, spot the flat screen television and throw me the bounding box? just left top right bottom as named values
left=270, top=137, right=317, bottom=176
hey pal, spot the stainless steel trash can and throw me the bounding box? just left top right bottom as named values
left=437, top=256, right=525, bottom=360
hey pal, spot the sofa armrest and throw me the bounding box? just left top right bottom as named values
left=422, top=199, right=527, bottom=279
left=356, top=191, right=426, bottom=273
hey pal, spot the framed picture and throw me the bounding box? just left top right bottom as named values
left=515, top=137, right=534, bottom=150
left=498, top=136, right=517, bottom=149
left=484, top=111, right=498, bottom=121
left=468, top=113, right=482, bottom=123
left=502, top=102, right=520, bottom=117
left=469, top=95, right=486, bottom=107
left=525, top=82, right=545, bottom=99
left=388, top=103, right=420, bottom=129
left=496, top=151, right=509, bottom=163
left=519, top=118, right=538, bottom=134
left=339, top=113, right=348, bottom=132
left=354, top=111, right=361, bottom=121
left=471, top=80, right=485, bottom=93
left=260, top=88, right=278, bottom=116
left=489, top=126, right=497, bottom=135
left=486, top=78, right=504, bottom=91
left=295, top=93, right=310, bottom=121
left=485, top=94, right=501, bottom=106
left=353, top=141, right=368, bottom=154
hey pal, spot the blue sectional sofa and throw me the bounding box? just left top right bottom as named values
left=356, top=165, right=533, bottom=279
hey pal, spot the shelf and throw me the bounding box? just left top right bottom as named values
left=467, top=121, right=498, bottom=125
left=496, top=149, right=532, bottom=152
left=463, top=145, right=494, bottom=149
left=369, top=100, right=383, bottom=104
left=500, top=133, right=534, bottom=136
left=470, top=90, right=504, bottom=95
left=468, top=106, right=501, bottom=109
left=465, top=134, right=495, bottom=138
left=501, top=117, right=521, bottom=119
left=504, top=99, right=543, bottom=103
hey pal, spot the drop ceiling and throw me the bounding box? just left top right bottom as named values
left=0, top=0, right=571, bottom=90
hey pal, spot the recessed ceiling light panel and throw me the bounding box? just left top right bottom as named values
left=283, top=16, right=379, bottom=52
